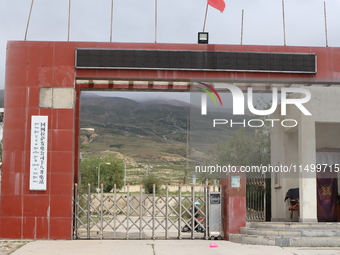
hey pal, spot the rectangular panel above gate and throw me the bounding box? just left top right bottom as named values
left=75, top=49, right=316, bottom=74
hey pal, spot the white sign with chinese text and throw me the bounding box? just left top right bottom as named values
left=30, top=116, right=48, bottom=190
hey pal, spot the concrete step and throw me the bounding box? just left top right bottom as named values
left=231, top=222, right=340, bottom=246
left=230, top=234, right=340, bottom=247
left=240, top=227, right=340, bottom=237
left=247, top=222, right=340, bottom=230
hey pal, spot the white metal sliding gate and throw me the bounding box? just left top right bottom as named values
left=73, top=184, right=219, bottom=240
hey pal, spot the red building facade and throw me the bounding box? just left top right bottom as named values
left=1, top=41, right=340, bottom=239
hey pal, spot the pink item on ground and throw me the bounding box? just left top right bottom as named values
left=209, top=243, right=218, bottom=248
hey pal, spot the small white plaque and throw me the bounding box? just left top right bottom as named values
left=231, top=176, right=241, bottom=188
left=29, top=116, right=48, bottom=190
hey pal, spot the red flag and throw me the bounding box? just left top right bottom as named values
left=208, top=0, right=226, bottom=13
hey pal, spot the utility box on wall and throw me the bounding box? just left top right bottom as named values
left=220, top=170, right=246, bottom=240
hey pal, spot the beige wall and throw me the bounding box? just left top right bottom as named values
left=271, top=87, right=340, bottom=222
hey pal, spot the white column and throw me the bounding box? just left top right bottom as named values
left=270, top=110, right=285, bottom=220
left=298, top=115, right=317, bottom=223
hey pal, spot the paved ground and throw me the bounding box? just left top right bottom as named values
left=285, top=247, right=340, bottom=255
left=1, top=239, right=339, bottom=255
left=0, top=241, right=29, bottom=255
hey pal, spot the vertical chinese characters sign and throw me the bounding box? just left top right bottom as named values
left=30, top=116, right=48, bottom=190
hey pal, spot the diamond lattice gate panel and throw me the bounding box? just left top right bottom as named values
left=73, top=184, right=220, bottom=240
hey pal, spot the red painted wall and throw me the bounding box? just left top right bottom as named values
left=1, top=41, right=76, bottom=239
left=220, top=172, right=246, bottom=240
left=1, top=41, right=340, bottom=239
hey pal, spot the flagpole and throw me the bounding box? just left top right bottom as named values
left=202, top=2, right=209, bottom=32
left=240, top=9, right=244, bottom=45
left=324, top=1, right=328, bottom=47
left=154, top=0, right=158, bottom=43
left=282, top=0, right=286, bottom=46
left=24, top=0, right=35, bottom=40
left=110, top=0, right=114, bottom=42
left=68, top=0, right=71, bottom=41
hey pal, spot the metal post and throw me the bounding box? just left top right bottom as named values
left=152, top=184, right=156, bottom=240
left=139, top=184, right=143, bottom=239
left=97, top=164, right=101, bottom=191
left=324, top=1, right=329, bottom=47
left=246, top=178, right=248, bottom=220
left=248, top=179, right=251, bottom=220
left=154, top=0, right=158, bottom=43
left=73, top=183, right=78, bottom=239
left=87, top=184, right=91, bottom=239
left=68, top=0, right=71, bottom=41
left=202, top=2, right=209, bottom=32
left=263, top=174, right=266, bottom=221
left=255, top=176, right=258, bottom=220
left=252, top=176, right=254, bottom=220
left=220, top=184, right=223, bottom=235
left=260, top=178, right=262, bottom=220
left=240, top=9, right=244, bottom=45
left=110, top=0, right=114, bottom=42
left=259, top=174, right=262, bottom=220
left=100, top=183, right=104, bottom=239
left=124, top=164, right=127, bottom=192
left=282, top=0, right=287, bottom=46
left=205, top=185, right=209, bottom=239
left=165, top=184, right=169, bottom=239
left=126, top=184, right=130, bottom=239
left=185, top=117, right=189, bottom=184
left=24, top=0, right=35, bottom=40
left=113, top=184, right=117, bottom=239
left=178, top=185, right=182, bottom=239
left=191, top=184, right=195, bottom=239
